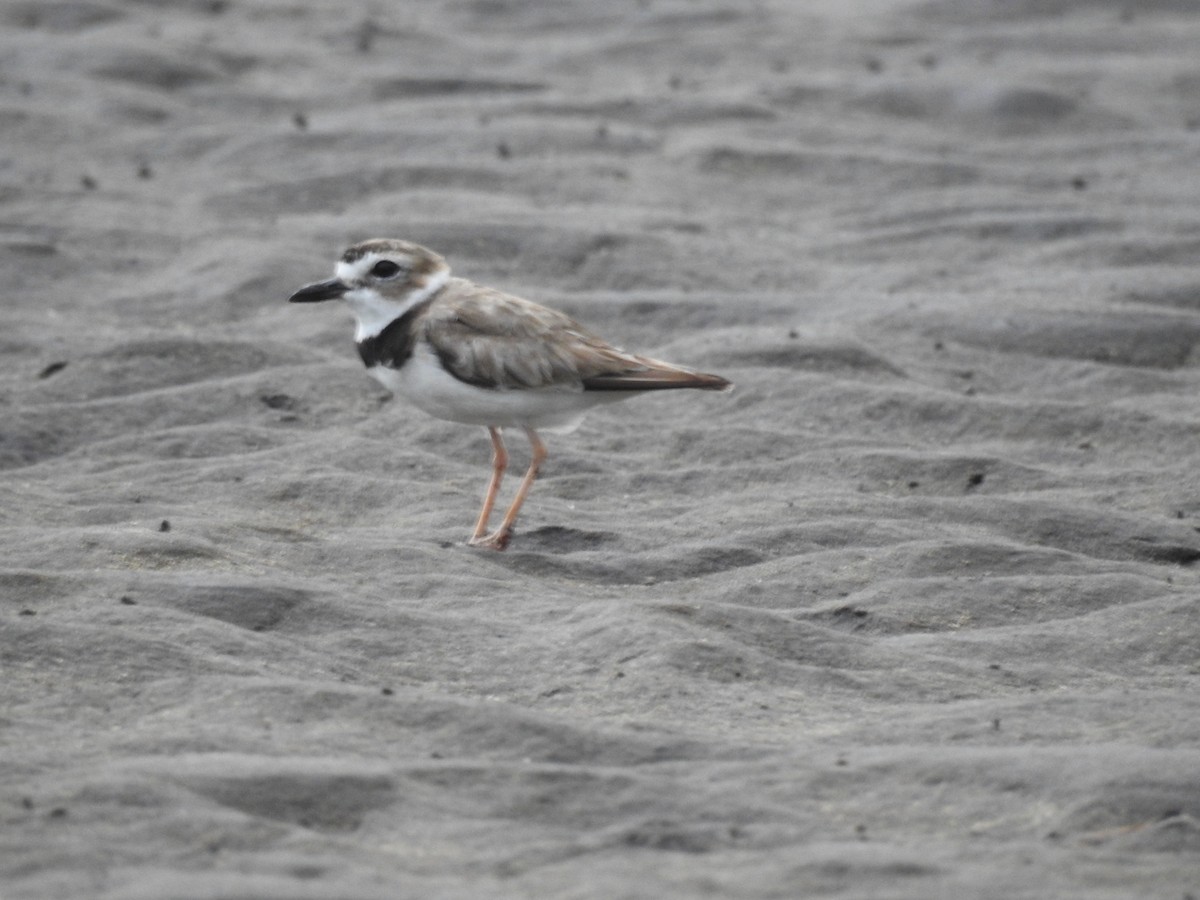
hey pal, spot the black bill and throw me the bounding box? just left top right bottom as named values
left=288, top=278, right=349, bottom=303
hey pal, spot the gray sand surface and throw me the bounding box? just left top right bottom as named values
left=3, top=1, right=1200, bottom=897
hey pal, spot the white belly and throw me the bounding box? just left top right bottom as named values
left=367, top=344, right=624, bottom=433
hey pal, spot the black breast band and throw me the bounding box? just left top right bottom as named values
left=356, top=298, right=435, bottom=369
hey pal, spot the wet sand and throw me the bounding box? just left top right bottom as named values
left=3, top=1, right=1200, bottom=897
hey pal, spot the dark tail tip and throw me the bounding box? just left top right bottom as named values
left=697, top=373, right=733, bottom=392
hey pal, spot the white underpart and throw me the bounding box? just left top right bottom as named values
left=368, top=343, right=627, bottom=434
left=335, top=256, right=450, bottom=341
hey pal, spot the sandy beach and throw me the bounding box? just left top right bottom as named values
left=3, top=0, right=1200, bottom=897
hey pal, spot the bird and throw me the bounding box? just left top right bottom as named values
left=289, top=239, right=732, bottom=551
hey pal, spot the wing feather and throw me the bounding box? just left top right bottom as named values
left=422, top=279, right=727, bottom=392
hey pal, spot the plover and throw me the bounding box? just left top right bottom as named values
left=289, top=239, right=731, bottom=550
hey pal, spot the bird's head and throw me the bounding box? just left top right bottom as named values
left=289, top=239, right=450, bottom=337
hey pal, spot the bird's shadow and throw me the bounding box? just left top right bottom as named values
left=505, top=524, right=621, bottom=554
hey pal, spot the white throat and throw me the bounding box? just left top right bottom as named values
left=340, top=266, right=449, bottom=340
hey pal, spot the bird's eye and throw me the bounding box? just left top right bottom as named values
left=370, top=260, right=402, bottom=278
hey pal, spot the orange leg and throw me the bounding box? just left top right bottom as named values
left=470, top=427, right=546, bottom=551
left=468, top=427, right=507, bottom=544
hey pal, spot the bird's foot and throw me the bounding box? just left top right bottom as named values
left=468, top=528, right=512, bottom=551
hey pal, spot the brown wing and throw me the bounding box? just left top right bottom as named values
left=421, top=279, right=728, bottom=392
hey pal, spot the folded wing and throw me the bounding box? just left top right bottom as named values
left=422, top=281, right=731, bottom=393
